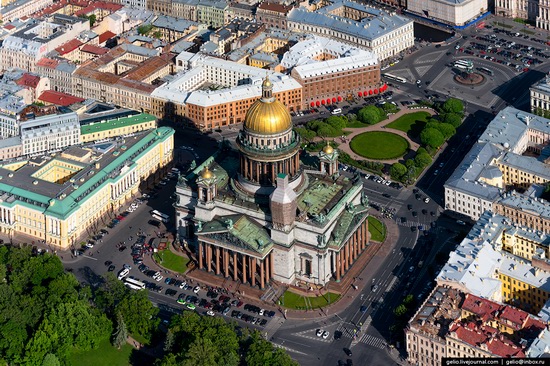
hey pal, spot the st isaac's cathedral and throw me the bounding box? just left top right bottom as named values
left=175, top=77, right=370, bottom=289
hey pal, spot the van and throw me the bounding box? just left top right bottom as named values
left=456, top=220, right=466, bottom=226
left=331, top=108, right=342, bottom=115
left=118, top=268, right=129, bottom=280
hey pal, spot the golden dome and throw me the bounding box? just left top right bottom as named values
left=243, top=76, right=292, bottom=135
left=323, top=143, right=334, bottom=154
left=201, top=167, right=213, bottom=179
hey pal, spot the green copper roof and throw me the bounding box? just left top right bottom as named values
left=328, top=206, right=368, bottom=249
left=297, top=179, right=343, bottom=216
left=197, top=214, right=273, bottom=257
left=80, top=113, right=157, bottom=135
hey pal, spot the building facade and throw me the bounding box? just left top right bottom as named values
left=407, top=0, right=488, bottom=26
left=175, top=78, right=370, bottom=288
left=256, top=2, right=294, bottom=29
left=80, top=112, right=158, bottom=143
left=530, top=74, right=550, bottom=115
left=19, top=107, right=81, bottom=156
left=0, top=127, right=173, bottom=249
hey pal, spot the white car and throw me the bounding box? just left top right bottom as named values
left=179, top=281, right=187, bottom=289
left=193, top=285, right=200, bottom=294
left=322, top=331, right=330, bottom=339
left=259, top=309, right=265, bottom=316
left=316, top=329, right=323, bottom=337
left=424, top=197, right=430, bottom=203
left=206, top=310, right=215, bottom=316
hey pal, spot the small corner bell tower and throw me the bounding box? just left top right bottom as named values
left=197, top=167, right=217, bottom=203
left=319, top=141, right=339, bottom=175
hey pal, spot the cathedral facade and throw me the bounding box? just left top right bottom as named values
left=175, top=77, right=370, bottom=288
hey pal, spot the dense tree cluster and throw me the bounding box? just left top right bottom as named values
left=0, top=246, right=112, bottom=365
left=357, top=105, right=386, bottom=125
left=157, top=312, right=298, bottom=366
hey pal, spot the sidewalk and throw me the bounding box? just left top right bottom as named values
left=335, top=107, right=436, bottom=164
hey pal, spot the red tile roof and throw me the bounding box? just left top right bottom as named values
left=4, top=24, right=15, bottom=30
left=16, top=74, right=40, bottom=89
left=81, top=44, right=109, bottom=55
left=486, top=337, right=525, bottom=358
left=38, top=90, right=85, bottom=106
left=451, top=321, right=486, bottom=347
left=99, top=31, right=116, bottom=44
left=74, top=1, right=122, bottom=16
left=257, top=2, right=293, bottom=13
left=500, top=306, right=529, bottom=330
left=36, top=58, right=59, bottom=68
left=55, top=39, right=83, bottom=55
left=462, top=294, right=502, bottom=322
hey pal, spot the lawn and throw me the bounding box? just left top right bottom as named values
left=368, top=216, right=386, bottom=242
left=346, top=120, right=370, bottom=128
left=280, top=290, right=340, bottom=310
left=386, top=111, right=431, bottom=136
left=153, top=245, right=189, bottom=273
left=70, top=339, right=133, bottom=366
left=350, top=131, right=409, bottom=160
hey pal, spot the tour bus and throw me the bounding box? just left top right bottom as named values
left=118, top=268, right=129, bottom=280
left=382, top=73, right=407, bottom=83
left=150, top=210, right=169, bottom=223
left=124, top=277, right=145, bottom=290
left=478, top=67, right=494, bottom=76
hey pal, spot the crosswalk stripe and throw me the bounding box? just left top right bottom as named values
left=273, top=343, right=307, bottom=355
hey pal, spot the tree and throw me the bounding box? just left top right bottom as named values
left=440, top=113, right=462, bottom=128
left=137, top=24, right=153, bottom=35
left=88, top=14, right=97, bottom=27
left=390, top=163, right=407, bottom=181
left=420, top=128, right=445, bottom=149
left=245, top=332, right=298, bottom=366
left=394, top=304, right=408, bottom=317
left=357, top=106, right=384, bottom=125
left=325, top=115, right=347, bottom=130
left=294, top=127, right=316, bottom=142
left=414, top=152, right=432, bottom=168
left=115, top=290, right=159, bottom=342
left=183, top=338, right=218, bottom=366
left=437, top=123, right=456, bottom=140
left=441, top=98, right=464, bottom=115
left=113, top=313, right=128, bottom=349
left=42, top=353, right=60, bottom=366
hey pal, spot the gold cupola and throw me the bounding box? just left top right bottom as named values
left=323, top=142, right=334, bottom=155
left=243, top=76, right=292, bottom=135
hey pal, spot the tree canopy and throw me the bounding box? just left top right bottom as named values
left=441, top=98, right=464, bottom=115
left=158, top=312, right=298, bottom=366
left=357, top=106, right=385, bottom=125
left=420, top=128, right=445, bottom=149
left=0, top=246, right=112, bottom=365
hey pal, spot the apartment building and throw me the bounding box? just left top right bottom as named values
left=445, top=107, right=550, bottom=220
left=406, top=286, right=546, bottom=366
left=407, top=0, right=488, bottom=26
left=287, top=1, right=414, bottom=61
left=0, top=15, right=89, bottom=72
left=19, top=106, right=80, bottom=156
left=151, top=51, right=302, bottom=130
left=255, top=2, right=293, bottom=29
left=531, top=74, right=550, bottom=115
left=493, top=191, right=550, bottom=233
left=0, top=0, right=53, bottom=22
left=281, top=35, right=381, bottom=108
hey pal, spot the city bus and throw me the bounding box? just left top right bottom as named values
left=454, top=60, right=472, bottom=67
left=124, top=278, right=145, bottom=290
left=151, top=210, right=169, bottom=221
left=382, top=73, right=407, bottom=84
left=478, top=67, right=494, bottom=76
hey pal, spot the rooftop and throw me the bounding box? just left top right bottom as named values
left=38, top=90, right=85, bottom=106
left=80, top=113, right=157, bottom=135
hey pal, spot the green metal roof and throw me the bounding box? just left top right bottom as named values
left=0, top=127, right=174, bottom=219
left=197, top=214, right=273, bottom=257
left=328, top=206, right=368, bottom=249
left=80, top=113, right=157, bottom=135
left=297, top=179, right=343, bottom=216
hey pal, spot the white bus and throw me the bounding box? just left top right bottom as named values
left=454, top=64, right=471, bottom=71
left=153, top=214, right=168, bottom=223
left=124, top=278, right=145, bottom=290
left=382, top=73, right=406, bottom=83
left=454, top=60, right=472, bottom=67
left=151, top=210, right=169, bottom=221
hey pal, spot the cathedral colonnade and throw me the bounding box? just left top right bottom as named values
left=197, top=240, right=273, bottom=289
left=331, top=217, right=369, bottom=281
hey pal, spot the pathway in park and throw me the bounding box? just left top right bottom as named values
left=334, top=107, right=435, bottom=164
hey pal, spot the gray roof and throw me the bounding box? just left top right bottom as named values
left=530, top=75, right=550, bottom=96
left=497, top=191, right=550, bottom=220
left=287, top=2, right=412, bottom=42
left=0, top=136, right=21, bottom=149
left=527, top=328, right=550, bottom=357
left=498, top=152, right=550, bottom=180
left=444, top=142, right=503, bottom=200
left=153, top=16, right=199, bottom=33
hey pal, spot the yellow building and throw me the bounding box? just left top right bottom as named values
left=0, top=127, right=174, bottom=249
left=80, top=113, right=158, bottom=143
left=497, top=268, right=550, bottom=314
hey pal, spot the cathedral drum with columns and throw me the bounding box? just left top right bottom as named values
left=175, top=76, right=370, bottom=289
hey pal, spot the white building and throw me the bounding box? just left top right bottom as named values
left=20, top=109, right=80, bottom=156
left=407, top=0, right=488, bottom=26
left=286, top=1, right=414, bottom=61
left=0, top=15, right=89, bottom=72
left=0, top=94, right=26, bottom=138
left=530, top=74, right=550, bottom=115
left=0, top=0, right=53, bottom=23
left=444, top=107, right=550, bottom=220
